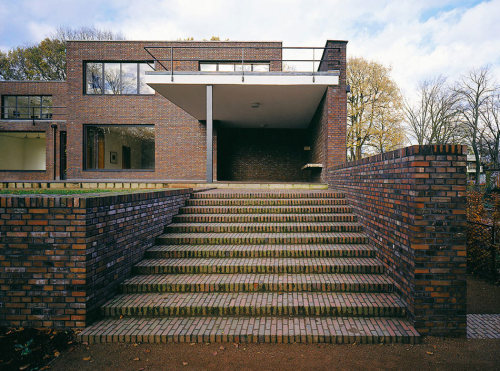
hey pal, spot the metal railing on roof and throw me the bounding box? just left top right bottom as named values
left=144, top=45, right=342, bottom=82
left=1, top=106, right=66, bottom=123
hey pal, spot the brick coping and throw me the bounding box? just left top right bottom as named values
left=329, top=144, right=467, bottom=170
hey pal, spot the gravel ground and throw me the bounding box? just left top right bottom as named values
left=49, top=338, right=500, bottom=371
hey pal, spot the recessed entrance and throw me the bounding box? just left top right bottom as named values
left=217, top=128, right=308, bottom=182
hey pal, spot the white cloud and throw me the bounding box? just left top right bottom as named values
left=0, top=0, right=498, bottom=99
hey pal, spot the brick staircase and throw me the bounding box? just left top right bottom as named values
left=80, top=189, right=420, bottom=344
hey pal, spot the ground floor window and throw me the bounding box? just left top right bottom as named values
left=0, top=131, right=46, bottom=170
left=84, top=125, right=155, bottom=170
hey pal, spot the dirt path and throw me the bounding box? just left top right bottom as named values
left=50, top=338, right=500, bottom=371
left=48, top=276, right=500, bottom=370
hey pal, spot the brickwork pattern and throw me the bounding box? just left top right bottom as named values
left=120, top=273, right=395, bottom=293
left=81, top=316, right=419, bottom=344
left=217, top=128, right=308, bottom=182
left=80, top=189, right=420, bottom=343
left=0, top=188, right=191, bottom=328
left=327, top=145, right=467, bottom=336
left=101, top=292, right=406, bottom=317
left=308, top=40, right=348, bottom=182
left=467, top=314, right=500, bottom=339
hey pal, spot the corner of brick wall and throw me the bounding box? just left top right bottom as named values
left=0, top=188, right=192, bottom=329
left=327, top=144, right=468, bottom=337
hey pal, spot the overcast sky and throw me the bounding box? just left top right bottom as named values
left=0, top=0, right=499, bottom=98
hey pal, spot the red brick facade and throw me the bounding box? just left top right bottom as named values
left=0, top=40, right=347, bottom=183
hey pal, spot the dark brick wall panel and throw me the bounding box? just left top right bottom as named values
left=0, top=189, right=191, bottom=328
left=327, top=145, right=467, bottom=336
left=217, top=128, right=308, bottom=182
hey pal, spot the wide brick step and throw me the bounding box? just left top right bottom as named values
left=165, top=222, right=363, bottom=234
left=191, top=191, right=345, bottom=199
left=121, top=273, right=395, bottom=293
left=179, top=205, right=353, bottom=214
left=185, top=198, right=348, bottom=206
left=79, top=316, right=420, bottom=344
left=145, top=244, right=376, bottom=258
left=156, top=232, right=369, bottom=245
left=134, top=258, right=384, bottom=274
left=101, top=292, right=406, bottom=317
left=173, top=213, right=357, bottom=223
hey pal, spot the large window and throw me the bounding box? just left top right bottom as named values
left=85, top=62, right=155, bottom=95
left=0, top=132, right=46, bottom=170
left=199, top=62, right=270, bottom=72
left=84, top=125, right=155, bottom=170
left=2, top=95, right=52, bottom=119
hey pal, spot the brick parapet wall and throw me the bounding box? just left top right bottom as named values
left=327, top=145, right=467, bottom=336
left=0, top=188, right=191, bottom=329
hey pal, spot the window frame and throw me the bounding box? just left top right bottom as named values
left=82, top=124, right=156, bottom=172
left=0, top=130, right=47, bottom=172
left=83, top=61, right=155, bottom=96
left=199, top=61, right=271, bottom=72
left=1, top=95, right=53, bottom=120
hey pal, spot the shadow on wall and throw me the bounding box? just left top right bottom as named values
left=217, top=128, right=310, bottom=182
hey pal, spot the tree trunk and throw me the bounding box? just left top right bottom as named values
left=473, top=146, right=481, bottom=185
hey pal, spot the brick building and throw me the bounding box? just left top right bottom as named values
left=0, top=39, right=468, bottom=339
left=0, top=40, right=347, bottom=183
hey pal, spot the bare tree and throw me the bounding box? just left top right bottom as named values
left=480, top=91, right=500, bottom=173
left=404, top=77, right=462, bottom=145
left=455, top=68, right=495, bottom=185
left=53, top=26, right=125, bottom=41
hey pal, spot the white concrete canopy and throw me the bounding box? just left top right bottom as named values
left=146, top=72, right=339, bottom=128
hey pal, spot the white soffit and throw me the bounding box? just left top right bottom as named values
left=146, top=73, right=339, bottom=129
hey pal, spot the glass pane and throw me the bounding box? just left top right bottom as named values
left=104, top=63, right=121, bottom=94
left=17, top=96, right=29, bottom=118
left=29, top=96, right=41, bottom=118
left=235, top=64, right=251, bottom=72
left=0, top=132, right=46, bottom=170
left=139, top=63, right=155, bottom=94
left=200, top=63, right=217, bottom=71
left=218, top=64, right=234, bottom=72
left=86, top=63, right=103, bottom=94
left=121, top=63, right=138, bottom=94
left=2, top=96, right=16, bottom=119
left=85, top=125, right=155, bottom=170
left=252, top=64, right=270, bottom=72
left=41, top=96, right=52, bottom=119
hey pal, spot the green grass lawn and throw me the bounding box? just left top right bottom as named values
left=0, top=189, right=130, bottom=195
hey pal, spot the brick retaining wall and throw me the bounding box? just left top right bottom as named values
left=327, top=145, right=467, bottom=336
left=0, top=188, right=191, bottom=328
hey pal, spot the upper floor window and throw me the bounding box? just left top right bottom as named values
left=199, top=62, right=270, bottom=72
left=85, top=62, right=155, bottom=95
left=1, top=95, right=52, bottom=120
